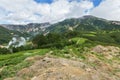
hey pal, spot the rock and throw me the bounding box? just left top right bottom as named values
left=4, top=53, right=120, bottom=80
left=92, top=45, right=120, bottom=59
left=92, top=45, right=108, bottom=53
left=25, top=55, right=42, bottom=62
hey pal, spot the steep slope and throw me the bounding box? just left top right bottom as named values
left=46, top=15, right=120, bottom=33
left=0, top=26, right=29, bottom=44
left=0, top=26, right=16, bottom=44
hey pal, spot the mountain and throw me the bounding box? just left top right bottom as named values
left=1, top=15, right=120, bottom=44
left=2, top=22, right=50, bottom=35
left=46, top=15, right=120, bottom=33
left=0, top=25, right=29, bottom=44
left=0, top=22, right=50, bottom=44
left=2, top=15, right=120, bottom=35
left=0, top=16, right=120, bottom=80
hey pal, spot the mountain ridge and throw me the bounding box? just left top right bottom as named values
left=1, top=22, right=50, bottom=35
left=1, top=15, right=120, bottom=34
left=45, top=15, right=120, bottom=33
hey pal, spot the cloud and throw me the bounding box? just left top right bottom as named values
left=1, top=0, right=120, bottom=24
left=91, top=0, right=120, bottom=21
left=0, top=0, right=93, bottom=24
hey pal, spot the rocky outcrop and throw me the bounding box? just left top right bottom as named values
left=92, top=45, right=120, bottom=59
left=4, top=54, right=120, bottom=80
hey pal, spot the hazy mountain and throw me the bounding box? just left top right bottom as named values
left=1, top=15, right=120, bottom=35
left=2, top=22, right=50, bottom=35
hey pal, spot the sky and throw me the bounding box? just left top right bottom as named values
left=0, top=0, right=120, bottom=24
left=34, top=0, right=102, bottom=7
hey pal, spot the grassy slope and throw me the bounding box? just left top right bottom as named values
left=0, top=49, right=49, bottom=80
left=0, top=44, right=120, bottom=80
left=0, top=34, right=120, bottom=79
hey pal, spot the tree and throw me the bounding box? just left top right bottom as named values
left=32, top=34, right=47, bottom=48
left=46, top=33, right=62, bottom=43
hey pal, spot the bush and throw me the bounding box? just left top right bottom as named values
left=0, top=48, right=11, bottom=54
left=32, top=33, right=68, bottom=49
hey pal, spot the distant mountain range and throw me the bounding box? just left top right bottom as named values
left=1, top=15, right=120, bottom=34
left=1, top=22, right=50, bottom=35
left=0, top=15, right=120, bottom=44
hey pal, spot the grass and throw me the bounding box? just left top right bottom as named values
left=0, top=49, right=49, bottom=80
left=70, top=37, right=87, bottom=45
left=51, top=45, right=87, bottom=60
left=0, top=61, right=32, bottom=80
left=0, top=49, right=49, bottom=68
left=0, top=37, right=93, bottom=80
left=91, top=52, right=114, bottom=65
left=0, top=39, right=119, bottom=80
left=83, top=33, right=96, bottom=37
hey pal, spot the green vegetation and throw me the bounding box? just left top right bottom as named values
left=0, top=48, right=11, bottom=54
left=0, top=16, right=120, bottom=79
left=1, top=30, right=120, bottom=55
left=0, top=49, right=49, bottom=67
left=32, top=33, right=70, bottom=49
left=70, top=37, right=87, bottom=45
left=0, top=30, right=120, bottom=79
left=0, top=49, right=49, bottom=79
left=46, top=16, right=120, bottom=34
left=0, top=26, right=13, bottom=44
left=0, top=61, right=32, bottom=79
left=0, top=26, right=30, bottom=44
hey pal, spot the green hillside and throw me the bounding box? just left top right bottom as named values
left=46, top=15, right=120, bottom=33
left=0, top=26, right=30, bottom=44
left=0, top=44, right=120, bottom=80
left=0, top=26, right=13, bottom=44
left=0, top=16, right=120, bottom=80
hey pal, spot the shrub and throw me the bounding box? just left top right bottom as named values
left=0, top=48, right=11, bottom=54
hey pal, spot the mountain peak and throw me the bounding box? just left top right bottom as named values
left=80, top=15, right=102, bottom=20
left=82, top=15, right=97, bottom=18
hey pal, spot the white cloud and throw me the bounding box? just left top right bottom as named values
left=1, top=0, right=120, bottom=24
left=91, top=0, right=120, bottom=21
left=0, top=0, right=93, bottom=24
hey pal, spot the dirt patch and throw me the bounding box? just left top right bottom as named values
left=4, top=54, right=120, bottom=80
left=92, top=45, right=120, bottom=59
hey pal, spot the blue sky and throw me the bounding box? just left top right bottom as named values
left=34, top=0, right=102, bottom=7
left=34, top=0, right=53, bottom=4
left=0, top=0, right=120, bottom=24
left=92, top=0, right=102, bottom=7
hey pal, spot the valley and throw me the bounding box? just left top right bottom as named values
left=0, top=15, right=120, bottom=80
